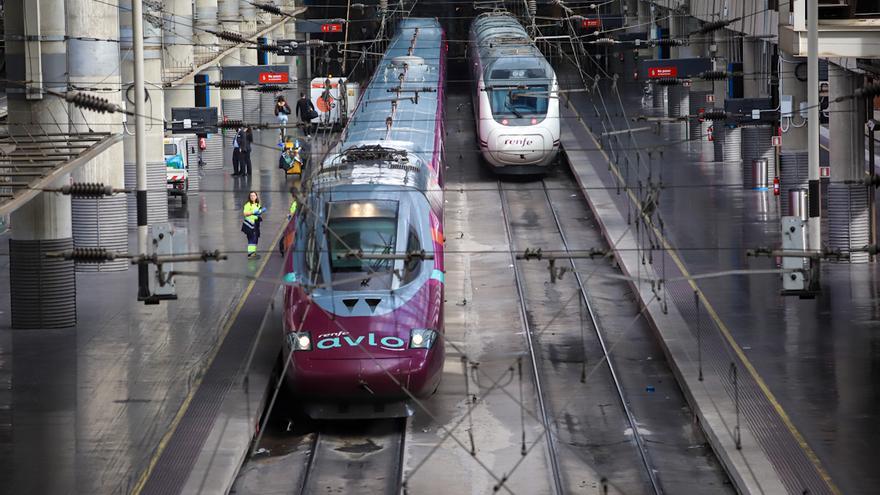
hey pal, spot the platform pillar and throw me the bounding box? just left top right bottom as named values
left=828, top=64, right=870, bottom=262
left=5, top=0, right=77, bottom=328
left=67, top=0, right=127, bottom=272
left=121, top=0, right=168, bottom=225
left=163, top=0, right=195, bottom=120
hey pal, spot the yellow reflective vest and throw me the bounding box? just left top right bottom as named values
left=243, top=201, right=261, bottom=227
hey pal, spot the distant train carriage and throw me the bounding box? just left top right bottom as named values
left=469, top=13, right=560, bottom=174
left=281, top=18, right=446, bottom=419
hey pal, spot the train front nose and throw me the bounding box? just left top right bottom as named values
left=292, top=356, right=433, bottom=400
left=488, top=129, right=556, bottom=167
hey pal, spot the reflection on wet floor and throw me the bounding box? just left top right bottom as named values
left=567, top=73, right=880, bottom=495
left=0, top=129, right=312, bottom=494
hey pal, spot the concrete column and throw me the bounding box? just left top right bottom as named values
left=121, top=0, right=168, bottom=225
left=5, top=0, right=77, bottom=328
left=239, top=0, right=258, bottom=65
left=195, top=0, right=221, bottom=114
left=742, top=38, right=760, bottom=98
left=780, top=50, right=809, bottom=150
left=163, top=0, right=195, bottom=120
left=218, top=0, right=242, bottom=121
left=712, top=28, right=730, bottom=107
left=67, top=0, right=127, bottom=272
left=828, top=64, right=871, bottom=262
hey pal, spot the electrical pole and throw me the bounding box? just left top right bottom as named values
left=133, top=0, right=150, bottom=300
left=807, top=0, right=821, bottom=255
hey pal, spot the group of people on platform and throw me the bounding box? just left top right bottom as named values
left=235, top=93, right=313, bottom=259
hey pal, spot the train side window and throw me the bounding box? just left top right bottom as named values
left=403, top=227, right=422, bottom=285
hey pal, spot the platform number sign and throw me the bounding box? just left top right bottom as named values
left=706, top=94, right=715, bottom=103
left=820, top=166, right=831, bottom=178
left=772, top=135, right=782, bottom=147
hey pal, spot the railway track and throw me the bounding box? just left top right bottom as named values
left=498, top=173, right=662, bottom=495
left=299, top=418, right=406, bottom=495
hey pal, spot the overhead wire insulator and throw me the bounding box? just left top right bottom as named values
left=700, top=70, right=730, bottom=81
left=250, top=1, right=285, bottom=16
left=258, top=42, right=280, bottom=53
left=65, top=92, right=126, bottom=114
left=251, top=85, right=288, bottom=93
left=58, top=183, right=116, bottom=198
left=653, top=38, right=684, bottom=47
left=591, top=38, right=617, bottom=45
left=701, top=110, right=728, bottom=121
left=49, top=247, right=120, bottom=263
left=218, top=119, right=246, bottom=129
left=213, top=79, right=245, bottom=89
left=654, top=77, right=681, bottom=86
left=210, top=30, right=250, bottom=44
left=693, top=19, right=735, bottom=35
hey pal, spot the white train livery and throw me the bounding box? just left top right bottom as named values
left=469, top=13, right=560, bottom=174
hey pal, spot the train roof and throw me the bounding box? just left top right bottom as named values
left=471, top=13, right=553, bottom=82
left=314, top=18, right=444, bottom=191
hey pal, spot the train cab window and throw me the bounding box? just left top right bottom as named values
left=402, top=227, right=422, bottom=285
left=488, top=85, right=549, bottom=120
left=326, top=201, right=398, bottom=290
left=164, top=143, right=177, bottom=156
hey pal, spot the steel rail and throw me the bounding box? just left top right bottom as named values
left=540, top=178, right=662, bottom=495
left=298, top=418, right=406, bottom=495
left=497, top=181, right=565, bottom=495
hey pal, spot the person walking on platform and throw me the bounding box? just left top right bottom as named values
left=237, top=126, right=254, bottom=176
left=231, top=126, right=242, bottom=176
left=242, top=191, right=266, bottom=259
left=275, top=96, right=292, bottom=139
left=296, top=93, right=316, bottom=138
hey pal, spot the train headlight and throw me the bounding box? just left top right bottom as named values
left=409, top=328, right=437, bottom=349
left=501, top=118, right=509, bottom=126
left=288, top=332, right=312, bottom=351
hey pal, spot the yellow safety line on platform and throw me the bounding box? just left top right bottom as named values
left=567, top=97, right=842, bottom=495
left=130, top=225, right=286, bottom=495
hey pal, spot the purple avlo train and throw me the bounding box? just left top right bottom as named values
left=280, top=18, right=447, bottom=419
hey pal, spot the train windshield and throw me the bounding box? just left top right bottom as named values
left=326, top=200, right=398, bottom=290
left=489, top=85, right=549, bottom=119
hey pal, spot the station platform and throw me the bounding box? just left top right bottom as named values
left=0, top=130, right=299, bottom=494
left=560, top=72, right=878, bottom=494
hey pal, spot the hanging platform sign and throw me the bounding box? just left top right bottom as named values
left=638, top=57, right=712, bottom=80
left=221, top=65, right=290, bottom=85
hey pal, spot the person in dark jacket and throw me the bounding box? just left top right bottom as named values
left=231, top=126, right=242, bottom=176
left=295, top=93, right=315, bottom=138
left=237, top=126, right=254, bottom=176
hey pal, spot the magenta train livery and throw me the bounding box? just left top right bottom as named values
left=281, top=18, right=446, bottom=418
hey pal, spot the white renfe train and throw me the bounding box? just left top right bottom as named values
left=469, top=13, right=560, bottom=174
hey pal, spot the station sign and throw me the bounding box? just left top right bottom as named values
left=638, top=57, right=712, bottom=80
left=221, top=65, right=290, bottom=85
left=648, top=67, right=677, bottom=78
left=169, top=107, right=218, bottom=135
left=259, top=72, right=289, bottom=84
left=724, top=97, right=777, bottom=125
left=295, top=19, right=346, bottom=34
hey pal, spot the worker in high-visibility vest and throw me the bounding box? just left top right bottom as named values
left=241, top=191, right=266, bottom=258
left=280, top=189, right=299, bottom=257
